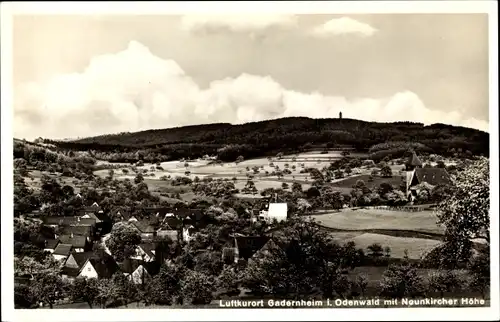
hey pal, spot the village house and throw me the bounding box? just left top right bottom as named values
left=131, top=243, right=157, bottom=262
left=42, top=216, right=78, bottom=229
left=77, top=252, right=120, bottom=279
left=258, top=203, right=288, bottom=223
left=59, top=225, right=94, bottom=243
left=61, top=251, right=95, bottom=280
left=222, top=235, right=273, bottom=264
left=43, top=239, right=60, bottom=253
left=405, top=152, right=452, bottom=201
left=131, top=220, right=157, bottom=241
left=156, top=214, right=182, bottom=241
left=58, top=234, right=88, bottom=252
left=79, top=206, right=112, bottom=235
left=118, top=259, right=160, bottom=285
left=52, top=243, right=73, bottom=261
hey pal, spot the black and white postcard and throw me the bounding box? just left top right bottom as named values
left=1, top=1, right=498, bottom=321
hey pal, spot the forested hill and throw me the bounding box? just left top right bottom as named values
left=43, top=117, right=489, bottom=162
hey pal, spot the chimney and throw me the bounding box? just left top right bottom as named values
left=71, top=232, right=74, bottom=238
left=77, top=217, right=80, bottom=222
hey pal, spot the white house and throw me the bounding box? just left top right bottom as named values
left=79, top=260, right=99, bottom=279
left=261, top=203, right=288, bottom=223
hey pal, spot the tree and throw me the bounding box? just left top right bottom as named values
left=292, top=182, right=303, bottom=194
left=282, top=182, right=289, bottom=190
left=468, top=247, right=490, bottom=299
left=194, top=251, right=223, bottom=276
left=355, top=274, right=368, bottom=297
left=437, top=157, right=489, bottom=260
left=276, top=152, right=283, bottom=160
left=134, top=173, right=144, bottom=184
left=427, top=270, right=460, bottom=297
left=70, top=277, right=100, bottom=308
left=384, top=246, right=391, bottom=257
left=217, top=266, right=240, bottom=295
left=344, top=166, right=352, bottom=175
left=30, top=271, right=66, bottom=309
left=380, top=165, right=393, bottom=178
left=367, top=243, right=384, bottom=257
left=379, top=263, right=425, bottom=298
left=106, top=222, right=142, bottom=262
left=181, top=270, right=215, bottom=305
left=341, top=150, right=350, bottom=157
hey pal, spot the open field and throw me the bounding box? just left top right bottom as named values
left=94, top=151, right=372, bottom=198
left=312, top=209, right=444, bottom=235
left=329, top=174, right=405, bottom=190
left=340, top=232, right=442, bottom=259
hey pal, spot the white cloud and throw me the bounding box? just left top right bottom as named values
left=180, top=14, right=298, bottom=34
left=311, top=17, right=378, bottom=37
left=13, top=41, right=488, bottom=140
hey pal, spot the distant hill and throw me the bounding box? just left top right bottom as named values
left=41, top=117, right=489, bottom=162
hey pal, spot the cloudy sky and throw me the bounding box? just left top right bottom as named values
left=12, top=14, right=489, bottom=140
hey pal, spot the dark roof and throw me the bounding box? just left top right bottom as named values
left=53, top=243, right=73, bottom=256
left=119, top=258, right=143, bottom=274
left=60, top=225, right=92, bottom=237
left=161, top=216, right=183, bottom=230
left=59, top=235, right=87, bottom=248
left=177, top=208, right=204, bottom=221
left=42, top=216, right=78, bottom=226
left=44, top=239, right=60, bottom=250
left=414, top=168, right=452, bottom=186
left=235, top=236, right=271, bottom=260
left=132, top=221, right=156, bottom=234
left=137, top=243, right=157, bottom=258
left=61, top=266, right=81, bottom=277
left=77, top=210, right=101, bottom=223
left=143, top=261, right=161, bottom=276
left=71, top=252, right=95, bottom=268
left=407, top=152, right=423, bottom=167
left=111, top=208, right=131, bottom=220
left=88, top=254, right=119, bottom=279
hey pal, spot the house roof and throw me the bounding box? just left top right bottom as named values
left=59, top=235, right=87, bottom=248
left=60, top=225, right=92, bottom=237
left=407, top=152, right=423, bottom=167
left=235, top=236, right=271, bottom=259
left=414, top=168, right=452, bottom=186
left=132, top=221, right=156, bottom=234
left=268, top=203, right=288, bottom=219
left=161, top=216, right=183, bottom=230
left=119, top=258, right=143, bottom=274
left=110, top=208, right=131, bottom=220
left=138, top=243, right=156, bottom=258
left=87, top=254, right=119, bottom=279
left=53, top=243, right=73, bottom=256
left=77, top=210, right=101, bottom=222
left=44, top=239, right=60, bottom=250
left=71, top=252, right=95, bottom=268
left=42, top=216, right=78, bottom=226
left=177, top=208, right=204, bottom=222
